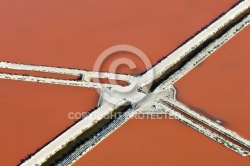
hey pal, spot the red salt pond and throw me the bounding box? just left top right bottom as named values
left=175, top=25, right=250, bottom=140
left=74, top=118, right=250, bottom=166
left=0, top=80, right=98, bottom=165
left=0, top=0, right=237, bottom=165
